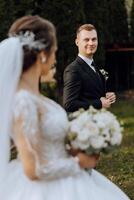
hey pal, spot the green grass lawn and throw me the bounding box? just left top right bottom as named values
left=97, top=99, right=134, bottom=199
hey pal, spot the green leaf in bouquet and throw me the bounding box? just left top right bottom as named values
left=68, top=108, right=85, bottom=121
left=67, top=131, right=77, bottom=141
left=87, top=106, right=98, bottom=114
left=102, top=145, right=120, bottom=154
left=65, top=131, right=77, bottom=144
left=85, top=146, right=101, bottom=155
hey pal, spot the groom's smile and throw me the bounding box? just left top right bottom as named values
left=76, top=29, right=98, bottom=58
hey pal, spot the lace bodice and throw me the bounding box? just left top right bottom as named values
left=13, top=90, right=80, bottom=180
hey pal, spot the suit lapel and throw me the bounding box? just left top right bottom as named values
left=76, top=57, right=104, bottom=88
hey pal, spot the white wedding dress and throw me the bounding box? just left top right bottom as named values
left=0, top=90, right=130, bottom=200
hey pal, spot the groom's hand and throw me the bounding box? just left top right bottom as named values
left=100, top=97, right=111, bottom=108
left=106, top=92, right=116, bottom=104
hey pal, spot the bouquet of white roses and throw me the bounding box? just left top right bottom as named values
left=66, top=106, right=123, bottom=155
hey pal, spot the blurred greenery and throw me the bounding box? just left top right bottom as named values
left=40, top=81, right=59, bottom=101
left=130, top=0, right=134, bottom=42
left=97, top=99, right=134, bottom=199
left=0, top=0, right=129, bottom=86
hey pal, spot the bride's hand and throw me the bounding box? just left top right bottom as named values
left=77, top=152, right=100, bottom=169
left=67, top=147, right=80, bottom=156
left=67, top=147, right=100, bottom=169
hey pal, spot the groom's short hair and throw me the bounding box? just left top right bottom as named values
left=76, top=24, right=96, bottom=36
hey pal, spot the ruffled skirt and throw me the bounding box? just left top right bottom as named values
left=0, top=160, right=130, bottom=200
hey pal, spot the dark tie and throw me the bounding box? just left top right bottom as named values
left=91, top=61, right=101, bottom=80
left=91, top=61, right=98, bottom=72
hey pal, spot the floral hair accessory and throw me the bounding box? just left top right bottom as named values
left=9, top=31, right=49, bottom=50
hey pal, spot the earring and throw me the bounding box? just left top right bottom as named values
left=41, top=57, right=46, bottom=63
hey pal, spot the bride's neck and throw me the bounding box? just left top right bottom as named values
left=18, top=65, right=41, bottom=95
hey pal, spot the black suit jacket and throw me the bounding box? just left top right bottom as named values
left=63, top=56, right=106, bottom=112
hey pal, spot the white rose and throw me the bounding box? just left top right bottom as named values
left=117, top=133, right=122, bottom=144
left=103, top=142, right=108, bottom=148
left=110, top=132, right=122, bottom=145
left=78, top=112, right=91, bottom=124
left=70, top=120, right=81, bottom=133
left=90, top=136, right=104, bottom=149
left=71, top=140, right=79, bottom=149
left=94, top=112, right=113, bottom=128
left=112, top=120, right=121, bottom=132
left=77, top=129, right=90, bottom=142
left=101, top=129, right=110, bottom=142
left=77, top=140, right=90, bottom=150
left=85, top=121, right=99, bottom=135
left=96, top=121, right=105, bottom=129
left=71, top=139, right=89, bottom=150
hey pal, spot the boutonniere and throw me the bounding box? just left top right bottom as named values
left=99, top=69, right=109, bottom=80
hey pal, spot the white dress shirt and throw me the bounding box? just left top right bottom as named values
left=78, top=54, right=96, bottom=72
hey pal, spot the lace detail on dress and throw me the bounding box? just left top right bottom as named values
left=13, top=90, right=81, bottom=180
left=14, top=90, right=39, bottom=137
left=36, top=157, right=80, bottom=180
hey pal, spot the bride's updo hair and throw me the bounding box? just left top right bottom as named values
left=8, top=15, right=56, bottom=72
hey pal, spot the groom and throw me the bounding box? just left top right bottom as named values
left=63, top=24, right=116, bottom=112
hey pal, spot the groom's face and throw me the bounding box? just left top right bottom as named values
left=76, top=29, right=98, bottom=58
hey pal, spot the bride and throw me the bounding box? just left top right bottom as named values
left=0, top=15, right=130, bottom=200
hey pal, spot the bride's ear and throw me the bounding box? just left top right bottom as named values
left=38, top=51, right=47, bottom=64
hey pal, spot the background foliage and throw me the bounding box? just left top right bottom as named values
left=0, top=0, right=130, bottom=87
